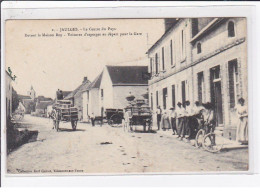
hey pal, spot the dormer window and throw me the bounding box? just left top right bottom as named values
left=197, top=42, right=202, bottom=54
left=228, top=21, right=235, bottom=37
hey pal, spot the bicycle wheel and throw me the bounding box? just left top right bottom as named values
left=203, top=132, right=223, bottom=153
left=195, top=129, right=205, bottom=148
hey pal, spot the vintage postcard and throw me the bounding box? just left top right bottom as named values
left=4, top=18, right=248, bottom=175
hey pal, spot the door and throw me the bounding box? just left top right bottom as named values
left=163, top=88, right=167, bottom=110
left=210, top=66, right=223, bottom=126
left=172, top=85, right=176, bottom=108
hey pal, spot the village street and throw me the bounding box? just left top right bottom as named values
left=7, top=115, right=248, bottom=174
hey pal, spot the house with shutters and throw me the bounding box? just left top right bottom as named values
left=147, top=18, right=247, bottom=140
left=82, top=65, right=148, bottom=122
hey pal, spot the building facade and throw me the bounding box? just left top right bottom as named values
left=65, top=77, right=91, bottom=120
left=82, top=66, right=148, bottom=121
left=147, top=18, right=247, bottom=140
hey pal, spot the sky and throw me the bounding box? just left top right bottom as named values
left=5, top=19, right=165, bottom=99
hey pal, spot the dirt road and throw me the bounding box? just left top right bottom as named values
left=7, top=115, right=248, bottom=174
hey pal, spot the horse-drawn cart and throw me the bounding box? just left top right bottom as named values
left=124, top=100, right=152, bottom=132
left=51, top=100, right=78, bottom=131
left=105, top=108, right=124, bottom=127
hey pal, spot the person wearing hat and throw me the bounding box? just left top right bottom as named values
left=156, top=106, right=162, bottom=130
left=185, top=101, right=193, bottom=141
left=170, top=107, right=177, bottom=135
left=235, top=98, right=248, bottom=144
left=176, top=102, right=185, bottom=139
left=193, top=101, right=205, bottom=116
left=190, top=101, right=205, bottom=138
left=203, top=102, right=215, bottom=134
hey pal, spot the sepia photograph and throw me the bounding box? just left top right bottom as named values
left=4, top=17, right=248, bottom=175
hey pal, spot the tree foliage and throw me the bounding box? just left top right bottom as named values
left=12, top=88, right=19, bottom=112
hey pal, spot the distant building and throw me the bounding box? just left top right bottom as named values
left=64, top=77, right=91, bottom=120
left=27, top=86, right=36, bottom=100
left=147, top=18, right=247, bottom=140
left=15, top=102, right=26, bottom=113
left=82, top=72, right=103, bottom=121
left=35, top=101, right=53, bottom=117
left=82, top=66, right=148, bottom=121
left=18, top=88, right=53, bottom=114
left=6, top=71, right=13, bottom=118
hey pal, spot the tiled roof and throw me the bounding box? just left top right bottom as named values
left=64, top=80, right=91, bottom=99
left=18, top=94, right=31, bottom=100
left=86, top=72, right=103, bottom=90
left=106, top=66, right=148, bottom=85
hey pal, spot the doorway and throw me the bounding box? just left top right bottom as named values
left=210, top=66, right=223, bottom=126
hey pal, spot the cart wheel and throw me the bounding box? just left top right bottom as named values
left=110, top=114, right=122, bottom=127
left=195, top=129, right=205, bottom=148
left=71, top=121, right=77, bottom=131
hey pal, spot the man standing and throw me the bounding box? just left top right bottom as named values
left=90, top=112, right=95, bottom=127
left=176, top=102, right=184, bottom=139
left=156, top=106, right=162, bottom=130
left=170, top=107, right=177, bottom=135
left=185, top=101, right=192, bottom=141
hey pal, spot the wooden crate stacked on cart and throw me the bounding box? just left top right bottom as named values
left=56, top=100, right=78, bottom=121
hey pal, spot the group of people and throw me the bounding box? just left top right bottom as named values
left=156, top=101, right=212, bottom=141
left=156, top=97, right=248, bottom=144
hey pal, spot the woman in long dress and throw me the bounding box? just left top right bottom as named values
left=236, top=98, right=248, bottom=145
left=161, top=109, right=171, bottom=131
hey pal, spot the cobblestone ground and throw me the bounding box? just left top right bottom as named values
left=7, top=115, right=248, bottom=175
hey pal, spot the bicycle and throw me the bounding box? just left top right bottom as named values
left=195, top=121, right=223, bottom=153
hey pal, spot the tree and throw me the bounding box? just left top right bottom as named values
left=12, top=88, right=19, bottom=112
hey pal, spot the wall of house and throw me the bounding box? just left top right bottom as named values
left=191, top=18, right=247, bottom=140
left=88, top=88, right=100, bottom=117
left=99, top=67, right=114, bottom=112
left=148, top=18, right=247, bottom=140
left=113, top=85, right=148, bottom=109
left=148, top=19, right=193, bottom=82
left=82, top=91, right=88, bottom=121
left=6, top=73, right=12, bottom=118
left=74, top=92, right=83, bottom=120
left=191, top=18, right=246, bottom=62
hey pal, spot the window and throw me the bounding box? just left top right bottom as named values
left=181, top=81, right=186, bottom=105
left=87, top=91, right=89, bottom=101
left=181, top=29, right=186, bottom=61
left=162, top=47, right=165, bottom=71
left=228, top=59, right=239, bottom=108
left=172, top=85, right=176, bottom=108
left=197, top=42, right=202, bottom=54
left=101, top=89, right=104, bottom=98
left=228, top=21, right=235, bottom=37
left=197, top=72, right=204, bottom=104
left=156, top=91, right=159, bottom=107
left=155, top=53, right=159, bottom=74
left=150, top=58, right=153, bottom=75
left=163, top=88, right=167, bottom=109
left=170, top=40, right=173, bottom=66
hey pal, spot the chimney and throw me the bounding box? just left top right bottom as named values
left=83, top=76, right=88, bottom=83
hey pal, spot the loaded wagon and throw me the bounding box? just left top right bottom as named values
left=124, top=99, right=152, bottom=132
left=50, top=100, right=78, bottom=131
